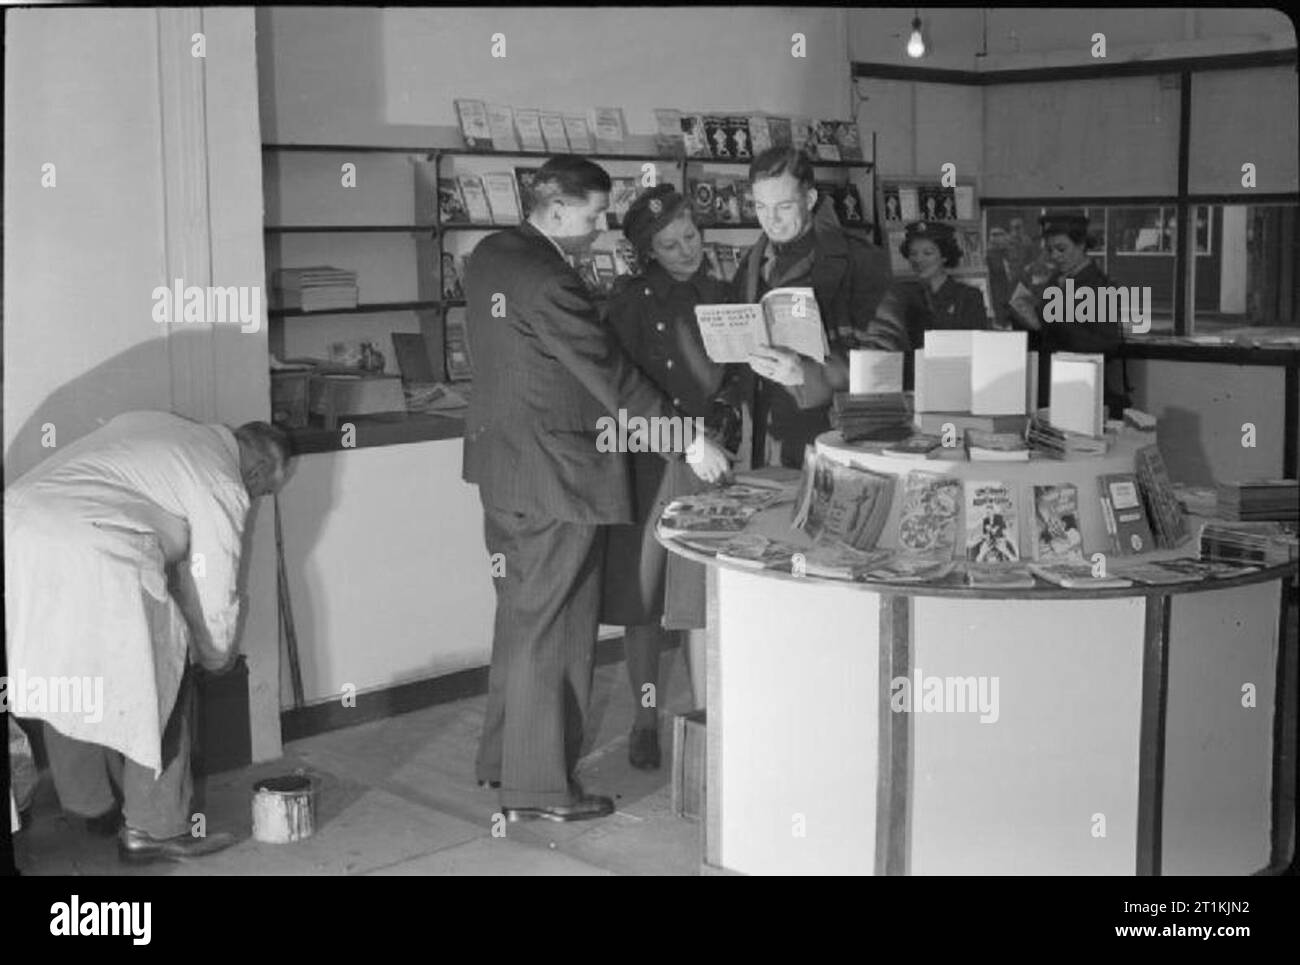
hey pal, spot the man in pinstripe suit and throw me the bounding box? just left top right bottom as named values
left=462, top=156, right=730, bottom=822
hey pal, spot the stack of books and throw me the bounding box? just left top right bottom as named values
left=1198, top=521, right=1298, bottom=568
left=1025, top=412, right=1109, bottom=458
left=657, top=482, right=787, bottom=539
left=273, top=267, right=359, bottom=312
left=965, top=429, right=1029, bottom=462
left=830, top=392, right=913, bottom=442
left=1215, top=479, right=1299, bottom=521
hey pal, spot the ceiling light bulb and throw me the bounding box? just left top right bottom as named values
left=907, top=17, right=926, bottom=58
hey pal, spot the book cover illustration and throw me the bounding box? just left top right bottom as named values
left=1134, top=444, right=1188, bottom=548
left=486, top=104, right=520, bottom=153
left=440, top=252, right=464, bottom=300
left=812, top=120, right=841, bottom=161
left=897, top=472, right=962, bottom=558
left=715, top=535, right=798, bottom=571
left=882, top=187, right=902, bottom=223
left=605, top=178, right=639, bottom=228
left=513, top=108, right=546, bottom=152
left=590, top=107, right=627, bottom=152
left=1099, top=473, right=1154, bottom=555
left=689, top=178, right=716, bottom=225
left=767, top=116, right=793, bottom=148
left=797, top=538, right=888, bottom=580
left=438, top=179, right=469, bottom=224
left=739, top=181, right=756, bottom=221
left=713, top=178, right=741, bottom=224
left=681, top=114, right=710, bottom=157
left=965, top=480, right=1020, bottom=563
left=539, top=111, right=571, bottom=153
left=562, top=112, right=595, bottom=153
left=481, top=172, right=522, bottom=224
left=704, top=115, right=730, bottom=158
left=454, top=98, right=492, bottom=149
left=747, top=115, right=773, bottom=155
left=1031, top=484, right=1083, bottom=561
left=445, top=313, right=474, bottom=381
left=964, top=564, right=1035, bottom=588
left=654, top=108, right=685, bottom=156
left=1027, top=560, right=1132, bottom=588
left=834, top=184, right=865, bottom=225
left=694, top=287, right=829, bottom=364
left=795, top=456, right=896, bottom=552
left=727, top=116, right=752, bottom=159
left=865, top=557, right=958, bottom=584
left=834, top=121, right=863, bottom=161
left=456, top=175, right=494, bottom=224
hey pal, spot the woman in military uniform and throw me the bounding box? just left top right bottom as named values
left=601, top=184, right=749, bottom=769
left=860, top=220, right=990, bottom=387
left=1008, top=210, right=1127, bottom=412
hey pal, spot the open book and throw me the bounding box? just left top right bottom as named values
left=694, top=287, right=830, bottom=364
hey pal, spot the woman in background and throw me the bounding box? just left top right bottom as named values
left=859, top=220, right=990, bottom=388
left=601, top=185, right=748, bottom=770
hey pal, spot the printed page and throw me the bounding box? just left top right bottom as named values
left=760, top=287, right=829, bottom=361
left=694, top=304, right=766, bottom=363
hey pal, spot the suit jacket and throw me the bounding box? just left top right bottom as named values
left=462, top=222, right=678, bottom=523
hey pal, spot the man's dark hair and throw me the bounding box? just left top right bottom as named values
left=235, top=421, right=291, bottom=467
left=748, top=146, right=816, bottom=190
left=532, top=156, right=612, bottom=206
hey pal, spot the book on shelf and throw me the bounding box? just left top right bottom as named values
left=590, top=107, right=627, bottom=154
left=1198, top=520, right=1297, bottom=567
left=867, top=556, right=958, bottom=584
left=514, top=167, right=540, bottom=217
left=831, top=392, right=913, bottom=443
left=439, top=252, right=465, bottom=300
left=848, top=349, right=903, bottom=394
left=272, top=267, right=357, bottom=289
left=513, top=108, right=546, bottom=152
left=438, top=178, right=470, bottom=224
left=454, top=98, right=493, bottom=150
left=916, top=411, right=1027, bottom=437
left=689, top=178, right=716, bottom=225
left=726, top=115, right=752, bottom=160
left=604, top=177, right=639, bottom=228
left=694, top=287, right=829, bottom=365
left=539, top=111, right=570, bottom=153
left=956, top=225, right=985, bottom=270
left=681, top=114, right=710, bottom=157
left=703, top=115, right=730, bottom=159
left=812, top=120, right=841, bottom=161
left=897, top=471, right=962, bottom=559
left=713, top=245, right=741, bottom=283
left=486, top=104, right=520, bottom=153
left=747, top=114, right=773, bottom=155
left=964, top=480, right=1020, bottom=563
left=792, top=451, right=896, bottom=552
left=715, top=534, right=799, bottom=571
left=1214, top=479, right=1299, bottom=522
left=789, top=117, right=815, bottom=156
left=882, top=434, right=945, bottom=459
left=445, top=314, right=474, bottom=381
left=562, top=112, right=595, bottom=153
left=1030, top=483, right=1084, bottom=562
left=410, top=157, right=440, bottom=224
left=739, top=180, right=756, bottom=221
left=1098, top=473, right=1155, bottom=555
left=828, top=183, right=865, bottom=226
left=834, top=121, right=863, bottom=161
left=713, top=177, right=742, bottom=224
left=898, top=186, right=920, bottom=221
left=481, top=172, right=522, bottom=224
left=653, top=108, right=685, bottom=156
left=954, top=185, right=975, bottom=220
left=1026, top=561, right=1132, bottom=589
left=1133, top=445, right=1188, bottom=547
left=1025, top=411, right=1108, bottom=458
left=456, top=174, right=494, bottom=224
left=767, top=115, right=792, bottom=149
left=1050, top=352, right=1106, bottom=438
left=797, top=539, right=888, bottom=580
left=965, top=429, right=1029, bottom=461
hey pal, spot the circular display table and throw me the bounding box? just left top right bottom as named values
left=659, top=444, right=1297, bottom=877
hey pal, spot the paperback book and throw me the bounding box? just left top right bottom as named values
left=897, top=471, right=962, bottom=559
left=454, top=98, right=492, bottom=150
left=654, top=109, right=685, bottom=156
left=792, top=452, right=896, bottom=552
left=965, top=481, right=1020, bottom=563
left=456, top=175, right=494, bottom=224
left=1027, top=560, right=1132, bottom=589
left=1099, top=473, right=1154, bottom=555
left=1031, top=483, right=1084, bottom=561
left=513, top=108, right=546, bottom=152
left=486, top=104, right=520, bottom=153
left=965, top=564, right=1036, bottom=588
left=694, top=287, right=829, bottom=364
left=539, top=111, right=571, bottom=153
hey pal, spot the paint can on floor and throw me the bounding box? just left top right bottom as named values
left=251, top=774, right=316, bottom=843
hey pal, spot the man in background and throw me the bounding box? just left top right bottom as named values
left=736, top=147, right=892, bottom=469
left=5, top=411, right=289, bottom=863
left=462, top=156, right=727, bottom=823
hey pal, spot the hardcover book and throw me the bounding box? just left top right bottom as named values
left=563, top=112, right=595, bottom=153
left=964, top=480, right=1020, bottom=563
left=747, top=114, right=773, bottom=155
left=486, top=104, right=520, bottom=153
left=654, top=108, right=685, bottom=156
left=454, top=98, right=493, bottom=150
left=456, top=174, right=494, bottom=224
left=681, top=114, right=710, bottom=157
left=1031, top=483, right=1084, bottom=561
left=513, top=108, right=546, bottom=152
left=1098, top=473, right=1155, bottom=555
left=481, top=172, right=522, bottom=223
left=704, top=115, right=731, bottom=158
left=539, top=111, right=571, bottom=153
left=727, top=115, right=752, bottom=159
left=767, top=116, right=793, bottom=148
left=897, top=471, right=962, bottom=559
left=590, top=107, right=628, bottom=153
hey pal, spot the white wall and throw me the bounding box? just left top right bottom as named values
left=4, top=8, right=281, bottom=761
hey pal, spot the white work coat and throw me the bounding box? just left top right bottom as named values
left=4, top=411, right=251, bottom=774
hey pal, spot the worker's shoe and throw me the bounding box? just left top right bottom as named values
left=503, top=794, right=614, bottom=823
left=628, top=726, right=661, bottom=770
left=117, top=825, right=236, bottom=864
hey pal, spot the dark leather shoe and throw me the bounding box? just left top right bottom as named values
left=117, top=826, right=237, bottom=864
left=504, top=794, right=615, bottom=823
left=477, top=779, right=501, bottom=790
left=85, top=808, right=123, bottom=837
left=629, top=726, right=661, bottom=770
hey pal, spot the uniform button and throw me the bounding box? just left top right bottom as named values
left=656, top=322, right=666, bottom=332
left=665, top=359, right=674, bottom=370
left=673, top=397, right=682, bottom=407
left=644, top=288, right=653, bottom=296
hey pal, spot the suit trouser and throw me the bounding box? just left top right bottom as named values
left=476, top=503, right=603, bottom=809
left=43, top=665, right=194, bottom=839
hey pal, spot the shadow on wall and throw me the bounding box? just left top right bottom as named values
left=3, top=328, right=335, bottom=702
